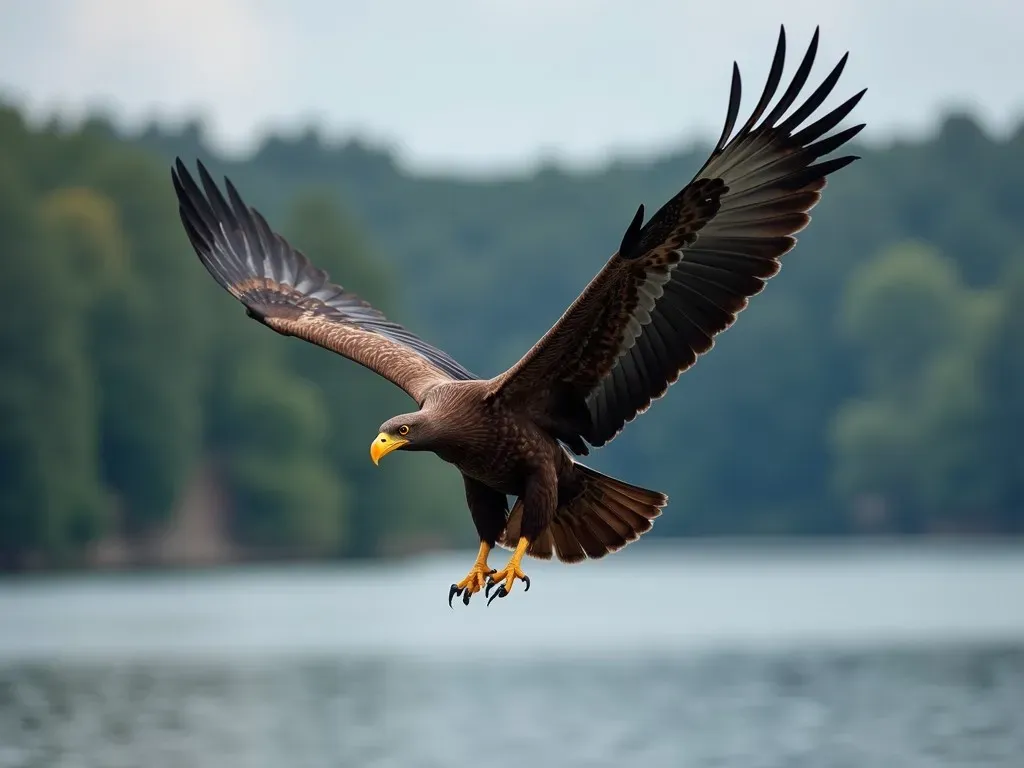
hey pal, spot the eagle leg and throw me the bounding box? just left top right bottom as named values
left=448, top=541, right=497, bottom=608
left=485, top=537, right=532, bottom=606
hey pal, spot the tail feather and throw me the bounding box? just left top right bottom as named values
left=499, top=463, right=667, bottom=563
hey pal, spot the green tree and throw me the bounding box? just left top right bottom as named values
left=839, top=242, right=967, bottom=396
left=830, top=242, right=995, bottom=532
left=76, top=154, right=208, bottom=534
left=0, top=159, right=107, bottom=567
left=212, top=356, right=346, bottom=554
left=976, top=264, right=1024, bottom=532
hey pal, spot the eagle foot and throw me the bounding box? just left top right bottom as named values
left=485, top=538, right=532, bottom=606
left=484, top=568, right=531, bottom=598
left=448, top=547, right=496, bottom=608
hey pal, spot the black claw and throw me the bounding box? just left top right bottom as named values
left=485, top=579, right=495, bottom=598
left=523, top=575, right=531, bottom=592
left=462, top=588, right=471, bottom=606
left=448, top=584, right=462, bottom=608
left=487, top=584, right=508, bottom=607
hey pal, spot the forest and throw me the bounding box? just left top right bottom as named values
left=1, top=101, right=1022, bottom=570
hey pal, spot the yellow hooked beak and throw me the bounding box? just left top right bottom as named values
left=370, top=432, right=408, bottom=465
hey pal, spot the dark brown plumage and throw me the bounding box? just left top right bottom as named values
left=171, top=25, right=865, bottom=606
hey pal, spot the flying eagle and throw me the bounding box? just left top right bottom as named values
left=172, top=26, right=864, bottom=607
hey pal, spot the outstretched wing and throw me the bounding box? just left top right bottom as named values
left=172, top=158, right=476, bottom=405
left=487, top=26, right=865, bottom=452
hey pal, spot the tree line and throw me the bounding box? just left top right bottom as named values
left=1, top=104, right=1021, bottom=570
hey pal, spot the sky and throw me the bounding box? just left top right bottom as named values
left=1, top=0, right=1021, bottom=175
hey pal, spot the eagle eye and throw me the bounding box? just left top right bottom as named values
left=398, top=425, right=410, bottom=436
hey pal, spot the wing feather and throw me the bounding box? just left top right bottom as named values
left=172, top=158, right=476, bottom=405
left=487, top=25, right=865, bottom=449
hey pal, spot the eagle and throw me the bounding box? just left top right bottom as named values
left=171, top=26, right=864, bottom=607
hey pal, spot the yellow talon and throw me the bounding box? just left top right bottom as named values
left=448, top=542, right=495, bottom=607
left=486, top=537, right=531, bottom=605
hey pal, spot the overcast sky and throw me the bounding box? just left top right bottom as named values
left=1, top=0, right=1020, bottom=174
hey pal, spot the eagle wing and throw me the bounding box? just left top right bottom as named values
left=487, top=26, right=865, bottom=452
left=172, top=158, right=476, bottom=406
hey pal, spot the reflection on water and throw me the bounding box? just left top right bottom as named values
left=1, top=542, right=1023, bottom=767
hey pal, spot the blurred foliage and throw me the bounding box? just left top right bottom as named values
left=1, top=102, right=1023, bottom=570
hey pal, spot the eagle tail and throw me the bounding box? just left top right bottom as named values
left=500, top=463, right=667, bottom=563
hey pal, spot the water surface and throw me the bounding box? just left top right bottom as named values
left=1, top=542, right=1022, bottom=767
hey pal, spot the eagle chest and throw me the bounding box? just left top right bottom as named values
left=452, top=415, right=539, bottom=492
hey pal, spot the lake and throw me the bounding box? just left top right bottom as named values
left=1, top=541, right=1022, bottom=767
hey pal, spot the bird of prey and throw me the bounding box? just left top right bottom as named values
left=172, top=26, right=864, bottom=607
